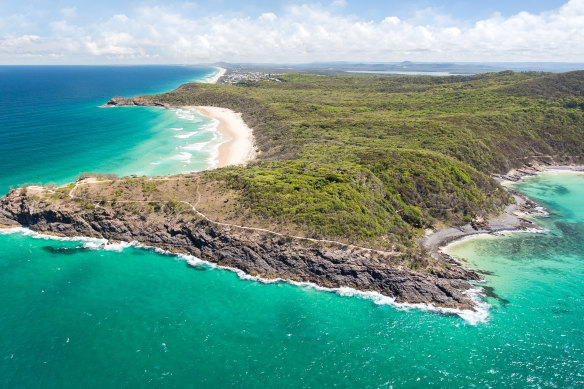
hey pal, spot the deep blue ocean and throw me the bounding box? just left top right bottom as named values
left=0, top=67, right=583, bottom=388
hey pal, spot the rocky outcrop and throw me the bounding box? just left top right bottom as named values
left=0, top=189, right=480, bottom=310
left=102, top=97, right=169, bottom=108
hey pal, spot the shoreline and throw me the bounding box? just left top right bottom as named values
left=102, top=66, right=257, bottom=169
left=104, top=100, right=257, bottom=169
left=0, top=225, right=487, bottom=324
left=188, top=106, right=257, bottom=168
left=494, top=163, right=584, bottom=185
left=206, top=67, right=226, bottom=84
left=421, top=165, right=584, bottom=261
left=199, top=67, right=257, bottom=168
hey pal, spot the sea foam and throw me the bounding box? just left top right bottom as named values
left=175, top=251, right=489, bottom=325
left=0, top=227, right=490, bottom=324
left=211, top=259, right=490, bottom=326
left=172, top=152, right=192, bottom=162
left=164, top=108, right=224, bottom=170
left=0, top=227, right=107, bottom=243
left=174, top=131, right=199, bottom=139
left=173, top=109, right=197, bottom=122
left=182, top=141, right=209, bottom=151
left=80, top=241, right=134, bottom=252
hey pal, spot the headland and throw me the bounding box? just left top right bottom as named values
left=3, top=69, right=584, bottom=312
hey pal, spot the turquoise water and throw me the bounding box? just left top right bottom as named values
left=1, top=68, right=583, bottom=387
left=444, top=172, right=584, bottom=386
left=0, top=66, right=222, bottom=193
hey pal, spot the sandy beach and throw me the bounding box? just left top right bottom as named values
left=206, top=67, right=226, bottom=84
left=419, top=197, right=532, bottom=260
left=102, top=66, right=254, bottom=168
left=188, top=67, right=257, bottom=168
left=421, top=165, right=584, bottom=260
left=188, top=106, right=256, bottom=168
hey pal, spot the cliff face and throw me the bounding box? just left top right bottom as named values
left=0, top=188, right=479, bottom=310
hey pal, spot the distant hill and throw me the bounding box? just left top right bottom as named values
left=498, top=70, right=584, bottom=98
left=214, top=61, right=584, bottom=75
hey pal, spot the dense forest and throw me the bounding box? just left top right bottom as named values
left=129, top=71, right=584, bottom=248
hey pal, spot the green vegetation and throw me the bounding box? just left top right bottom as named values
left=141, top=181, right=159, bottom=193
left=76, top=172, right=119, bottom=181
left=136, top=71, right=584, bottom=247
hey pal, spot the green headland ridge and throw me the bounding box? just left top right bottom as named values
left=2, top=70, right=583, bottom=310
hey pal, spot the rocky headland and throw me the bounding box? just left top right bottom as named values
left=0, top=177, right=481, bottom=310
left=5, top=70, right=584, bottom=313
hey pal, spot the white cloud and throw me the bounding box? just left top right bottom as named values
left=84, top=32, right=140, bottom=56
left=259, top=12, right=277, bottom=22
left=406, top=7, right=459, bottom=27
left=1, top=0, right=584, bottom=63
left=0, top=34, right=41, bottom=47
left=0, top=35, right=41, bottom=54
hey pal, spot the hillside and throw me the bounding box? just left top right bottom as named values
left=1, top=70, right=583, bottom=308
left=129, top=71, right=584, bottom=246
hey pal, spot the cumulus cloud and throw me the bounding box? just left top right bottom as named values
left=1, top=0, right=584, bottom=63
left=0, top=35, right=42, bottom=54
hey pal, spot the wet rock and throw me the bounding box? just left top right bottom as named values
left=0, top=189, right=478, bottom=310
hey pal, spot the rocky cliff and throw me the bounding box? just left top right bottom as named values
left=0, top=185, right=480, bottom=310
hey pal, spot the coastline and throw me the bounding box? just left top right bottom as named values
left=422, top=165, right=584, bottom=261
left=199, top=67, right=257, bottom=168
left=0, top=177, right=480, bottom=313
left=189, top=106, right=257, bottom=168
left=494, top=163, right=584, bottom=185
left=0, top=224, right=487, bottom=323
left=2, top=164, right=581, bottom=321
left=102, top=66, right=257, bottom=169
left=206, top=67, right=226, bottom=84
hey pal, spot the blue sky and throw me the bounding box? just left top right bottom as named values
left=1, top=1, right=569, bottom=22
left=0, top=0, right=582, bottom=64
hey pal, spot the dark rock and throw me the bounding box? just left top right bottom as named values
left=0, top=190, right=478, bottom=310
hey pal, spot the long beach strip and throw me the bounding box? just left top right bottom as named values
left=191, top=67, right=257, bottom=167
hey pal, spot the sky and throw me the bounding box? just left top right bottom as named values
left=0, top=0, right=582, bottom=64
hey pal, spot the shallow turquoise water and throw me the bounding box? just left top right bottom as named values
left=444, top=172, right=584, bottom=387
left=0, top=66, right=222, bottom=193
left=0, top=68, right=583, bottom=387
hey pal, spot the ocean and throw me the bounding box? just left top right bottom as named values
left=0, top=65, right=222, bottom=193
left=0, top=67, right=583, bottom=387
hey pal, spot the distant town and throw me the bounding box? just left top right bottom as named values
left=219, top=70, right=283, bottom=84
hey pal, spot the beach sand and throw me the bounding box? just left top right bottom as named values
left=206, top=67, right=226, bottom=84
left=419, top=199, right=527, bottom=260
left=189, top=106, right=256, bottom=168
left=422, top=165, right=584, bottom=260
left=183, top=67, right=256, bottom=168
